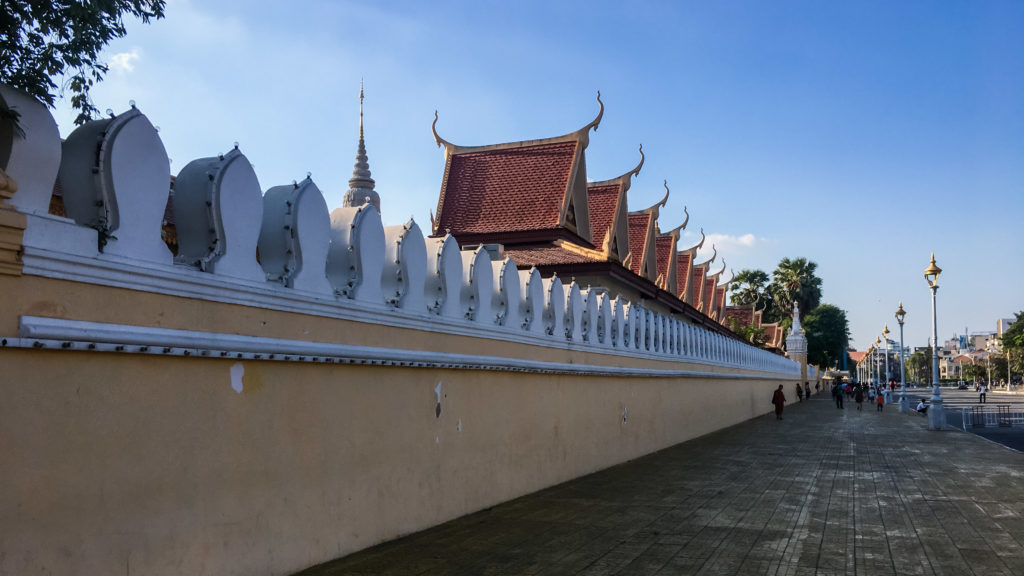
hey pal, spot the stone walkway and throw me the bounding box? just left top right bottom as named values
left=297, top=396, right=1024, bottom=575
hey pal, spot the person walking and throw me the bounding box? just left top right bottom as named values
left=876, top=391, right=885, bottom=412
left=772, top=385, right=787, bottom=420
left=833, top=383, right=844, bottom=409
left=804, top=382, right=811, bottom=399
left=796, top=382, right=804, bottom=402
left=980, top=382, right=987, bottom=403
left=854, top=385, right=865, bottom=411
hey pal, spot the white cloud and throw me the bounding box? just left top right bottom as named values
left=688, top=232, right=762, bottom=262
left=109, top=49, right=141, bottom=73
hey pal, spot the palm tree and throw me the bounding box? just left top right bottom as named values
left=728, top=269, right=769, bottom=307
left=769, top=257, right=822, bottom=323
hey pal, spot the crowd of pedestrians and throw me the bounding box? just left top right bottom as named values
left=826, top=379, right=931, bottom=416
left=773, top=379, right=934, bottom=422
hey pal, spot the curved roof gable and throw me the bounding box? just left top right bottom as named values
left=431, top=94, right=603, bottom=242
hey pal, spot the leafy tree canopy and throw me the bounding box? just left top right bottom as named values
left=1, top=0, right=166, bottom=127
left=803, top=303, right=849, bottom=369
left=1002, top=311, right=1024, bottom=349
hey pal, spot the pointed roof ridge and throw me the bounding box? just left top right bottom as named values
left=659, top=206, right=689, bottom=238
left=696, top=243, right=717, bottom=267
left=630, top=180, right=670, bottom=216
left=710, top=258, right=727, bottom=279
left=432, top=92, right=603, bottom=155
left=678, top=228, right=706, bottom=255
left=718, top=268, right=735, bottom=288
left=589, top=144, right=644, bottom=188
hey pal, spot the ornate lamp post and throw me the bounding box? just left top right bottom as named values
left=896, top=302, right=908, bottom=412
left=883, top=324, right=892, bottom=402
left=867, top=345, right=874, bottom=386
left=874, top=336, right=882, bottom=386
left=925, top=253, right=944, bottom=430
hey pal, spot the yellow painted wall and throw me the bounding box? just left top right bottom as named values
left=0, top=274, right=787, bottom=576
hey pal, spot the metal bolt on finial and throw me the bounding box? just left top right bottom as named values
left=129, top=99, right=136, bottom=108
left=106, top=108, right=114, bottom=117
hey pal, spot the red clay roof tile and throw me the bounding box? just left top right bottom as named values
left=436, top=141, right=577, bottom=236
left=626, top=212, right=651, bottom=275
left=587, top=183, right=620, bottom=249
left=655, top=236, right=673, bottom=284
left=503, top=244, right=602, bottom=267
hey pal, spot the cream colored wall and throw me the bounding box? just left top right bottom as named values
left=1, top=274, right=787, bottom=576
left=1, top=349, right=781, bottom=576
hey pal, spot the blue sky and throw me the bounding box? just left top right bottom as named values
left=47, top=0, right=1023, bottom=353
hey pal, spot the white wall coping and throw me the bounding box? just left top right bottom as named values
left=7, top=316, right=794, bottom=380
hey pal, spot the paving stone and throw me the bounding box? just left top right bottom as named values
left=296, top=396, right=1024, bottom=576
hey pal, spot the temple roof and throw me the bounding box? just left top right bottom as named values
left=587, top=183, right=620, bottom=251
left=434, top=140, right=577, bottom=237
left=722, top=304, right=756, bottom=327
left=587, top=146, right=642, bottom=261
left=624, top=181, right=669, bottom=280
left=654, top=235, right=674, bottom=286
left=502, top=243, right=604, bottom=267
left=431, top=94, right=603, bottom=242
left=626, top=212, right=652, bottom=275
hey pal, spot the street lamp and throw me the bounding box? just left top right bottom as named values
left=925, top=253, right=944, bottom=430
left=874, top=336, right=882, bottom=386
left=867, top=345, right=874, bottom=386
left=883, top=324, right=891, bottom=401
left=896, top=302, right=908, bottom=412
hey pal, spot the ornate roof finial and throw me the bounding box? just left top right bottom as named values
left=625, top=144, right=644, bottom=181
left=582, top=91, right=604, bottom=134
left=343, top=81, right=380, bottom=212
left=662, top=207, right=690, bottom=238
left=431, top=110, right=455, bottom=150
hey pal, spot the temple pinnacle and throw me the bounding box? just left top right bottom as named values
left=343, top=81, right=380, bottom=212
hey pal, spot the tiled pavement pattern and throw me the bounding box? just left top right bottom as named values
left=297, top=395, right=1024, bottom=576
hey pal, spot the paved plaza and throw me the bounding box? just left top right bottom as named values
left=298, top=392, right=1024, bottom=576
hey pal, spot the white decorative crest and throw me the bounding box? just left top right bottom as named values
left=59, top=107, right=172, bottom=263
left=327, top=203, right=385, bottom=302
left=490, top=257, right=521, bottom=327
left=518, top=268, right=545, bottom=334
left=173, top=148, right=264, bottom=281
left=542, top=276, right=565, bottom=338
left=581, top=288, right=599, bottom=344
left=564, top=281, right=583, bottom=342
left=424, top=235, right=462, bottom=318
left=258, top=178, right=332, bottom=293
left=460, top=247, right=493, bottom=323
left=382, top=219, right=426, bottom=312
left=1, top=85, right=61, bottom=214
